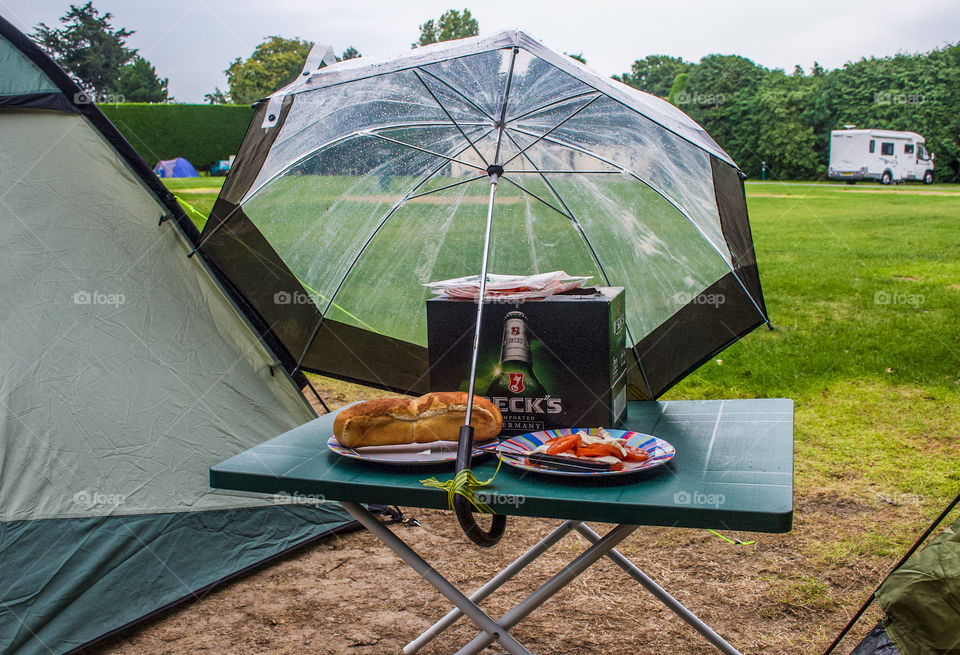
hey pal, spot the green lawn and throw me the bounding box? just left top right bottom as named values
left=163, top=176, right=224, bottom=230
left=164, top=176, right=960, bottom=555
left=673, top=182, right=960, bottom=546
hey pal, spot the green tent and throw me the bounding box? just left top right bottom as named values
left=873, top=513, right=960, bottom=654
left=0, top=15, right=354, bottom=654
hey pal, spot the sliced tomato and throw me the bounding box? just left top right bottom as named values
left=575, top=443, right=623, bottom=459
left=623, top=446, right=650, bottom=462
left=546, top=434, right=581, bottom=455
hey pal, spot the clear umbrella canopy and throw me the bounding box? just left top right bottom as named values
left=198, top=30, right=768, bottom=400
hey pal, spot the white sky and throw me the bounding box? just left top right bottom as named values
left=2, top=0, right=958, bottom=103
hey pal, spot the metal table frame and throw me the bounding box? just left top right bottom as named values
left=210, top=399, right=793, bottom=654
left=344, top=501, right=742, bottom=655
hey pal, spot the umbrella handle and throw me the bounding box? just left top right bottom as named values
left=454, top=425, right=507, bottom=547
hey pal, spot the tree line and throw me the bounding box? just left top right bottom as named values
left=618, top=50, right=960, bottom=181
left=30, top=4, right=959, bottom=181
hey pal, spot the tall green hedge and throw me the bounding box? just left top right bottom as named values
left=99, top=103, right=255, bottom=170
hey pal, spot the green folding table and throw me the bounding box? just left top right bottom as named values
left=211, top=398, right=794, bottom=654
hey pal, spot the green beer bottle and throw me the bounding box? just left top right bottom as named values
left=484, top=311, right=545, bottom=398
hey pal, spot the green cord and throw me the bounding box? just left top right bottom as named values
left=421, top=456, right=503, bottom=514
left=173, top=194, right=207, bottom=222
left=707, top=528, right=756, bottom=545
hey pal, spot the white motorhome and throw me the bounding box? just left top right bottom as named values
left=828, top=128, right=935, bottom=184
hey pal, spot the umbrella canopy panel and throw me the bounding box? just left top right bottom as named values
left=200, top=31, right=768, bottom=399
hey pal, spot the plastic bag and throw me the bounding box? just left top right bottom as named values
left=424, top=271, right=591, bottom=301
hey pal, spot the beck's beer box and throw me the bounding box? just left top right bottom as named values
left=427, top=287, right=628, bottom=437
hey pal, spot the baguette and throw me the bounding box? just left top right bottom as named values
left=333, top=392, right=503, bottom=448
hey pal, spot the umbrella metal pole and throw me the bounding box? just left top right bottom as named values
left=454, top=168, right=507, bottom=548
left=462, top=172, right=499, bottom=426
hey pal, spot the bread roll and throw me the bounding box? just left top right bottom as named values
left=333, top=392, right=502, bottom=448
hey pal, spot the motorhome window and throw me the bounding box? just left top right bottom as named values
left=869, top=140, right=875, bottom=153
left=881, top=142, right=894, bottom=156
left=918, top=145, right=929, bottom=160
left=904, top=144, right=915, bottom=154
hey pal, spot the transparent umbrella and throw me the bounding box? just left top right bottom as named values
left=192, top=30, right=771, bottom=545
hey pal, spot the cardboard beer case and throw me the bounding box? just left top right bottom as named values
left=427, top=287, right=627, bottom=437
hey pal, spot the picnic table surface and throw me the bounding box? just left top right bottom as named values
left=210, top=398, right=794, bottom=533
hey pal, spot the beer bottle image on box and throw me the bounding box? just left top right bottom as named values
left=484, top=311, right=546, bottom=398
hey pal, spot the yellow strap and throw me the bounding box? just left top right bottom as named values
left=421, top=456, right=503, bottom=514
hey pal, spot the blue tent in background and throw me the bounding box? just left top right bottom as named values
left=154, top=156, right=198, bottom=178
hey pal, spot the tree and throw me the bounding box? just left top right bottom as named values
left=341, top=46, right=361, bottom=61
left=204, top=87, right=230, bottom=105
left=414, top=9, right=478, bottom=47
left=224, top=36, right=313, bottom=105
left=614, top=55, right=690, bottom=98
left=566, top=52, right=587, bottom=64
left=31, top=2, right=167, bottom=102
left=113, top=55, right=169, bottom=102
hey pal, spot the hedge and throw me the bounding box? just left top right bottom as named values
left=98, top=103, right=255, bottom=170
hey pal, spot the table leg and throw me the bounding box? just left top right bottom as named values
left=454, top=523, right=639, bottom=655
left=404, top=520, right=579, bottom=655
left=339, top=502, right=533, bottom=655
left=574, top=523, right=742, bottom=655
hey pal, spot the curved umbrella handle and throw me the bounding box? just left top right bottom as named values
left=454, top=425, right=506, bottom=547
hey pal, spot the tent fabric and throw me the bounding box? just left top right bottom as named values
left=0, top=33, right=58, bottom=96
left=876, top=514, right=960, bottom=655
left=0, top=15, right=355, bottom=654
left=154, top=156, right=198, bottom=178
left=850, top=622, right=901, bottom=655
left=197, top=29, right=768, bottom=400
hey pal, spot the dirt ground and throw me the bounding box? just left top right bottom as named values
left=82, top=386, right=928, bottom=655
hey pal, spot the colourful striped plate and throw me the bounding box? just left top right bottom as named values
left=495, top=428, right=675, bottom=477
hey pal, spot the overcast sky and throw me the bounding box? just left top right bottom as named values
left=2, top=0, right=958, bottom=103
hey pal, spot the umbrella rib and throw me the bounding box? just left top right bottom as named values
left=507, top=124, right=771, bottom=327
left=407, top=174, right=487, bottom=200
left=416, top=67, right=497, bottom=122
left=499, top=175, right=571, bottom=219
left=501, top=130, right=656, bottom=397
left=412, top=69, right=489, bottom=168
left=189, top=126, right=487, bottom=257
left=492, top=46, right=520, bottom=165
left=365, top=131, right=486, bottom=172
left=290, top=135, right=491, bottom=373
left=505, top=90, right=599, bottom=125
left=503, top=169, right=619, bottom=174
left=500, top=94, right=601, bottom=169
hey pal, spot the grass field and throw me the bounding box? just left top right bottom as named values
left=166, top=175, right=960, bottom=516
left=148, top=177, right=960, bottom=653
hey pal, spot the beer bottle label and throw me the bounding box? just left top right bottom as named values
left=501, top=314, right=531, bottom=364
